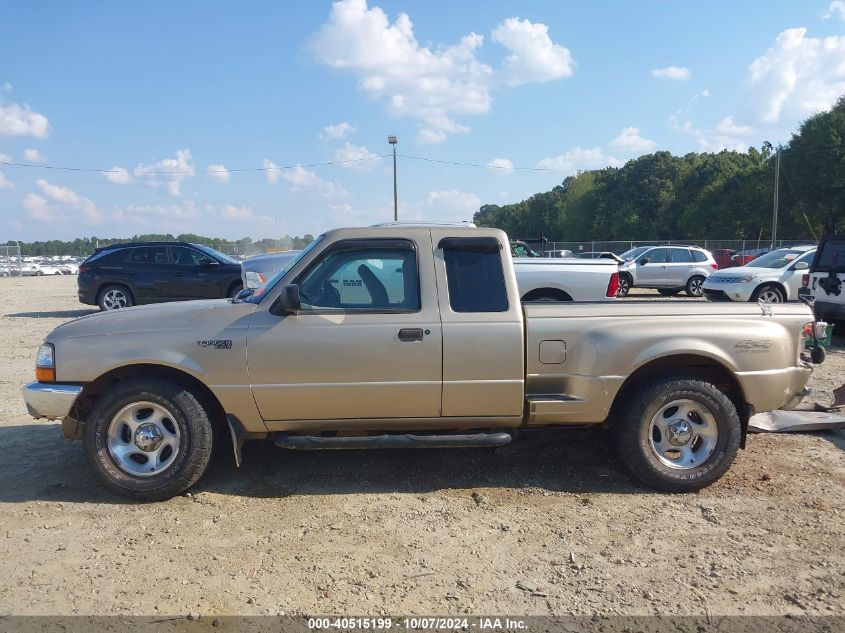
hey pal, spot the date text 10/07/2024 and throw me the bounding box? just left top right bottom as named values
left=307, top=618, right=528, bottom=630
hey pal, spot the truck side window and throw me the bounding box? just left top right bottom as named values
left=297, top=240, right=420, bottom=311
left=440, top=237, right=508, bottom=313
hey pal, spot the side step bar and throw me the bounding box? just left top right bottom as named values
left=271, top=431, right=513, bottom=450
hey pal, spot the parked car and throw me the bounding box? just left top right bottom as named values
left=577, top=251, right=625, bottom=263
left=806, top=234, right=845, bottom=321
left=60, top=263, right=80, bottom=275
left=710, top=249, right=737, bottom=269
left=617, top=245, right=718, bottom=297
left=732, top=247, right=769, bottom=266
left=702, top=246, right=815, bottom=303
left=544, top=249, right=576, bottom=258
left=241, top=251, right=302, bottom=289
left=77, top=242, right=243, bottom=311
left=23, top=223, right=820, bottom=500
left=23, top=264, right=63, bottom=276
left=510, top=240, right=543, bottom=258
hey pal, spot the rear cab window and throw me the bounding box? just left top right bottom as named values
left=439, top=237, right=508, bottom=312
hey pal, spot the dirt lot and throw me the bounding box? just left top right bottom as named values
left=0, top=276, right=843, bottom=618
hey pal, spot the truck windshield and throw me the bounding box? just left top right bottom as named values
left=247, top=235, right=325, bottom=303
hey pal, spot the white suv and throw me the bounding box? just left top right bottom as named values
left=702, top=245, right=815, bottom=303
left=617, top=245, right=717, bottom=297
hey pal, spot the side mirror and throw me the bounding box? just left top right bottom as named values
left=793, top=261, right=809, bottom=270
left=270, top=284, right=301, bottom=316
left=639, top=257, right=649, bottom=265
left=200, top=258, right=219, bottom=267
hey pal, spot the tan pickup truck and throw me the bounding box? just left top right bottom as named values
left=23, top=224, right=819, bottom=501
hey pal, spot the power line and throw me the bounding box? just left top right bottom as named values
left=398, top=154, right=561, bottom=172
left=0, top=155, right=391, bottom=175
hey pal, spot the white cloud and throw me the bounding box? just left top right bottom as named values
left=23, top=148, right=46, bottom=163
left=333, top=142, right=381, bottom=172
left=536, top=148, right=623, bottom=173
left=24, top=179, right=101, bottom=223
left=281, top=164, right=348, bottom=197
left=133, top=149, right=195, bottom=196
left=491, top=17, right=574, bottom=85
left=0, top=152, right=10, bottom=163
left=104, top=166, right=132, bottom=184
left=1, top=83, right=11, bottom=93
left=425, top=190, right=481, bottom=213
left=115, top=201, right=200, bottom=221
left=321, top=122, right=356, bottom=139
left=823, top=1, right=845, bottom=20
left=0, top=102, right=50, bottom=138
left=206, top=163, right=230, bottom=183
left=311, top=0, right=574, bottom=143
left=672, top=114, right=753, bottom=152
left=749, top=27, right=845, bottom=124
left=486, top=158, right=514, bottom=174
left=263, top=158, right=281, bottom=183
left=651, top=66, right=691, bottom=80
left=609, top=126, right=657, bottom=153
left=221, top=204, right=252, bottom=219
left=0, top=171, right=13, bottom=190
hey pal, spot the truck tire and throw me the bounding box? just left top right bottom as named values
left=685, top=275, right=706, bottom=297
left=83, top=377, right=214, bottom=501
left=98, top=284, right=134, bottom=311
left=613, top=377, right=741, bottom=492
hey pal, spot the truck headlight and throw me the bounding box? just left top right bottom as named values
left=35, top=343, right=56, bottom=382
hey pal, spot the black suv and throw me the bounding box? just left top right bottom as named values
left=78, top=242, right=243, bottom=311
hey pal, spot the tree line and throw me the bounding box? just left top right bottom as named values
left=5, top=233, right=315, bottom=257
left=474, top=96, right=845, bottom=242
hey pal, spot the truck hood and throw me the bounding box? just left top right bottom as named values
left=49, top=299, right=253, bottom=341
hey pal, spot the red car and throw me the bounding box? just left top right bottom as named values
left=710, top=249, right=737, bottom=269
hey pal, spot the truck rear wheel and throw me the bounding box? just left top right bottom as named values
left=613, top=377, right=741, bottom=492
left=83, top=377, right=214, bottom=501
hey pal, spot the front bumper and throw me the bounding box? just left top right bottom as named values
left=22, top=382, right=83, bottom=419
left=702, top=282, right=754, bottom=302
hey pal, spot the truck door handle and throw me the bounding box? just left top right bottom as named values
left=398, top=328, right=424, bottom=342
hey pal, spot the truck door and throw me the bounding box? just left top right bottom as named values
left=246, top=237, right=443, bottom=424
left=432, top=233, right=525, bottom=418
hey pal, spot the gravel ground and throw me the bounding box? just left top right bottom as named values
left=0, top=276, right=843, bottom=619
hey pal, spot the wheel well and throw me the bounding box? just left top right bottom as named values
left=610, top=354, right=750, bottom=440
left=521, top=287, right=573, bottom=302
left=226, top=279, right=243, bottom=296
left=72, top=364, right=226, bottom=431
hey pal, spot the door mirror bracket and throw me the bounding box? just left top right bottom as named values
left=270, top=284, right=301, bottom=316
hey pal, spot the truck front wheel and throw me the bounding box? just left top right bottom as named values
left=613, top=377, right=741, bottom=492
left=83, top=377, right=214, bottom=501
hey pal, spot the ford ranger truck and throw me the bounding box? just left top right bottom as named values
left=22, top=225, right=818, bottom=501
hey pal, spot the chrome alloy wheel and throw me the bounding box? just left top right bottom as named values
left=688, top=278, right=704, bottom=296
left=758, top=288, right=782, bottom=303
left=106, top=402, right=181, bottom=477
left=646, top=399, right=718, bottom=469
left=102, top=288, right=128, bottom=310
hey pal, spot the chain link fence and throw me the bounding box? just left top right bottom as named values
left=0, top=244, right=22, bottom=276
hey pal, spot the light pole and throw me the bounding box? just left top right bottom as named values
left=388, top=135, right=398, bottom=221
left=763, top=141, right=781, bottom=249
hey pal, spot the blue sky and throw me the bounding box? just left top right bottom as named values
left=1, top=0, right=844, bottom=242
